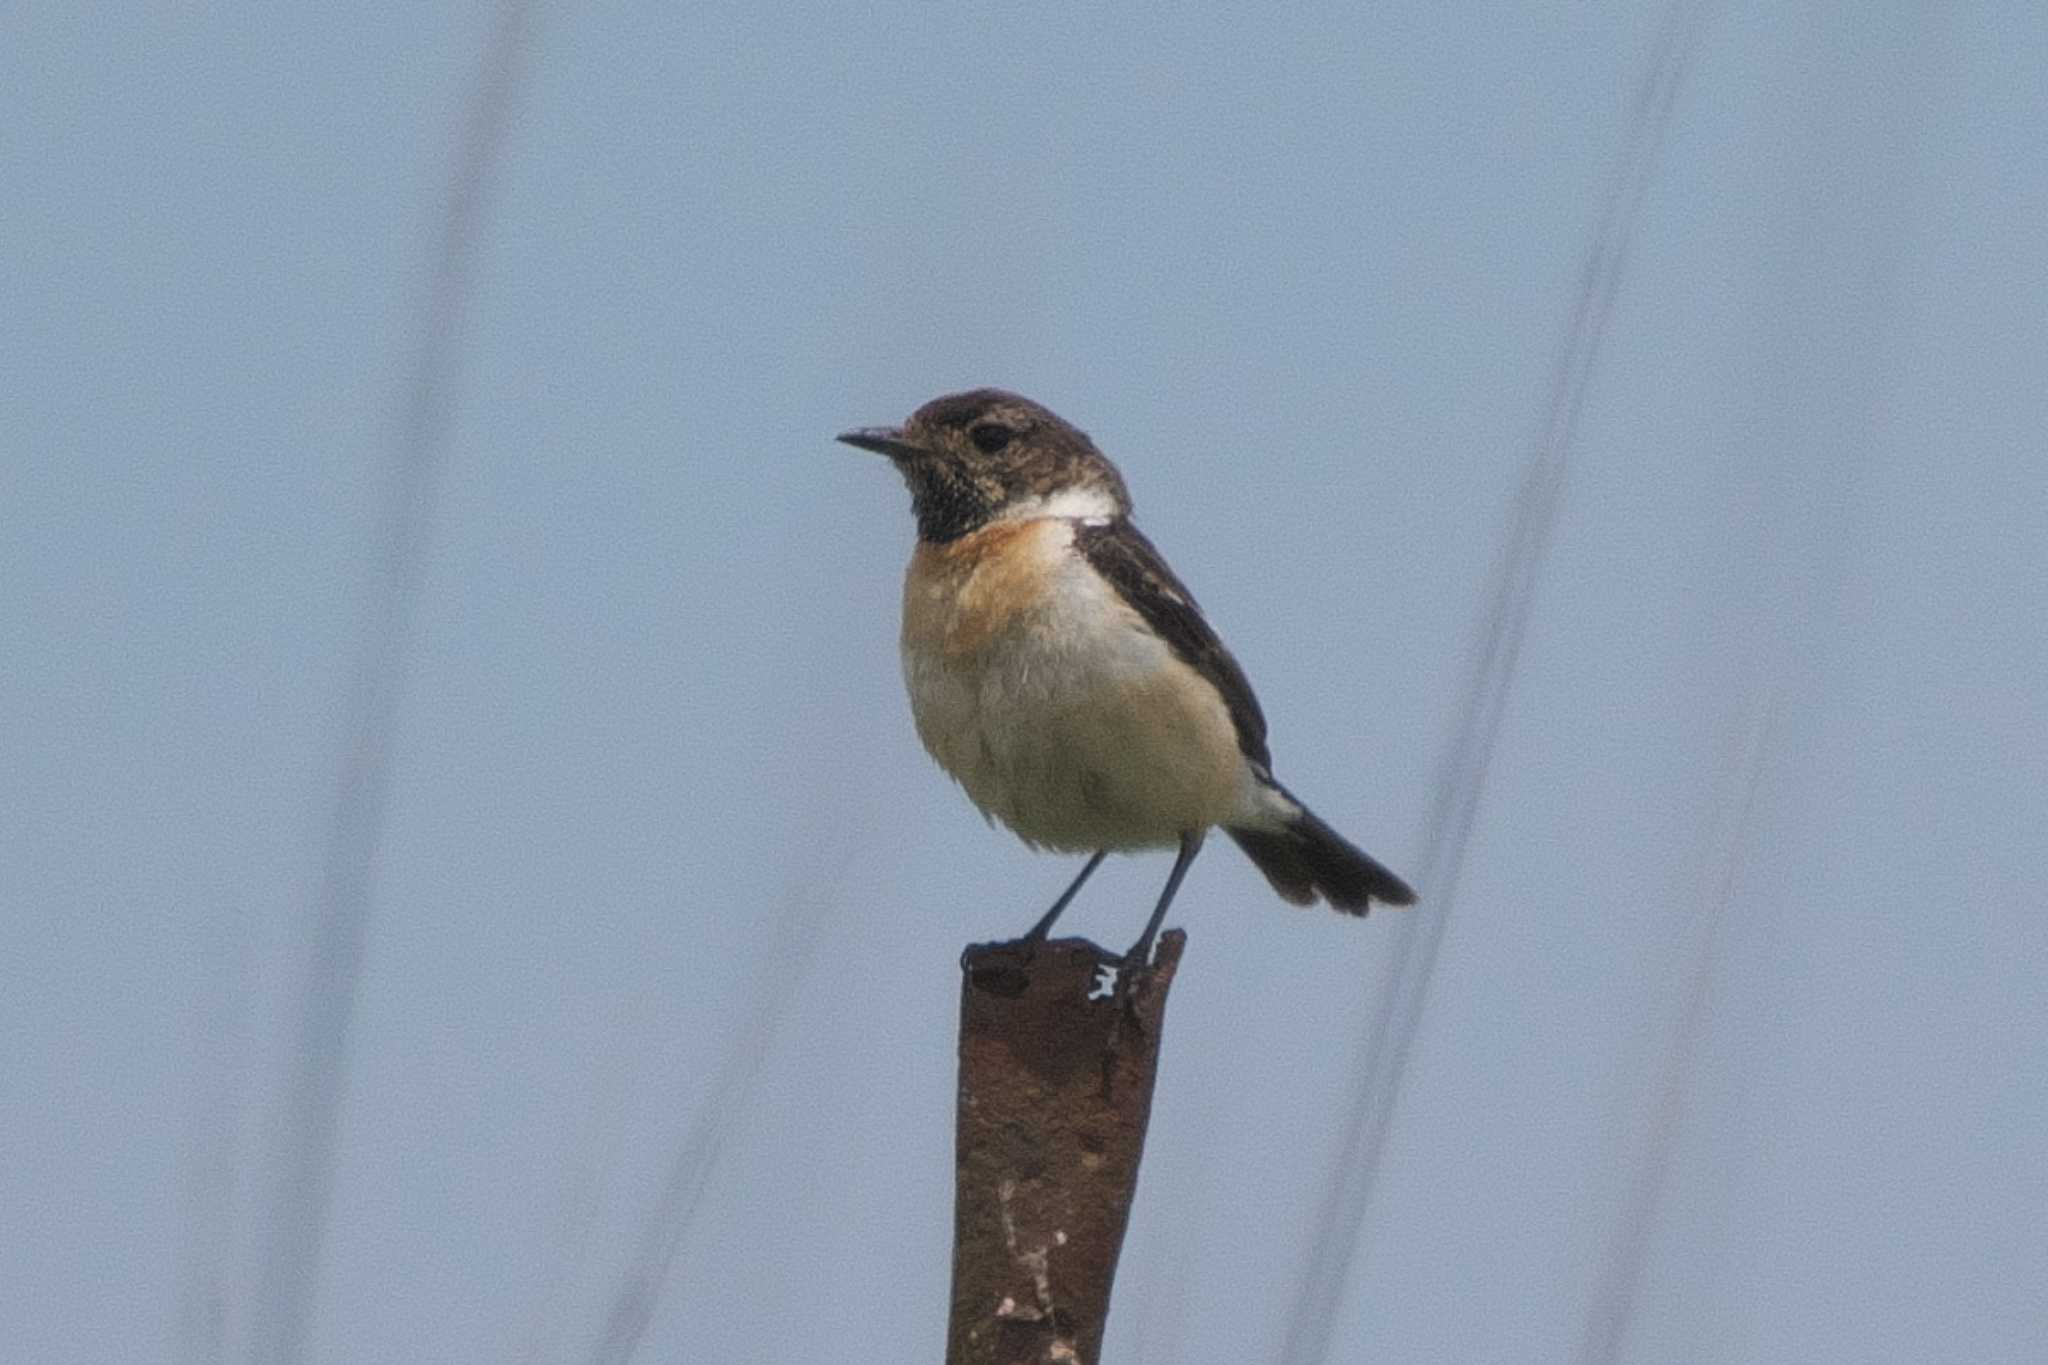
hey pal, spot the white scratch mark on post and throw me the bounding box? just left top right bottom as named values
left=991, top=1178, right=1086, bottom=1359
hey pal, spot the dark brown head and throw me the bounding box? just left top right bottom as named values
left=838, top=389, right=1131, bottom=542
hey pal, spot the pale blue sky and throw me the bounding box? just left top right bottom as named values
left=4, top=3, right=2044, bottom=1362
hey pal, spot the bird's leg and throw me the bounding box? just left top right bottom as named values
left=1117, top=830, right=1204, bottom=978
left=1022, top=849, right=1109, bottom=943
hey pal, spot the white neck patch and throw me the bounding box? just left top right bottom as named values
left=1008, top=485, right=1121, bottom=524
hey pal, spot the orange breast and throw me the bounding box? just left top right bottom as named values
left=901, top=518, right=1068, bottom=659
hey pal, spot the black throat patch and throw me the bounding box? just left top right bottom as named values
left=907, top=464, right=997, bottom=543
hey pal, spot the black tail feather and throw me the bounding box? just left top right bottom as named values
left=1228, top=805, right=1415, bottom=915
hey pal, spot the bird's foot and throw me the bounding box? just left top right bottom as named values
left=1104, top=952, right=1157, bottom=1042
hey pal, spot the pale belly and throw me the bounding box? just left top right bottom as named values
left=900, top=529, right=1250, bottom=851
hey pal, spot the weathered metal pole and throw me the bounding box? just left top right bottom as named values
left=946, top=931, right=1186, bottom=1365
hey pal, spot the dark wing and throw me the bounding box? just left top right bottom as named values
left=1073, top=518, right=1272, bottom=771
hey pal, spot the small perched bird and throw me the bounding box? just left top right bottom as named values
left=839, top=389, right=1414, bottom=974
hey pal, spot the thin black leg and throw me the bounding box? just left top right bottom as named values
left=1022, top=849, right=1109, bottom=942
left=1120, top=830, right=1204, bottom=972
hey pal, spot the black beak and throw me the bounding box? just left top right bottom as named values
left=836, top=425, right=921, bottom=459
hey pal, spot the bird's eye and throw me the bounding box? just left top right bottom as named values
left=969, top=422, right=1013, bottom=455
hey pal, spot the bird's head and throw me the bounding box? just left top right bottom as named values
left=838, top=389, right=1130, bottom=543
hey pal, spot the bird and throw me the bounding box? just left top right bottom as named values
left=838, top=389, right=1415, bottom=977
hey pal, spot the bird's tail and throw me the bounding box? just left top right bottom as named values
left=1228, top=790, right=1415, bottom=914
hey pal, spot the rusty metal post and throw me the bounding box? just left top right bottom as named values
left=946, top=931, right=1186, bottom=1365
